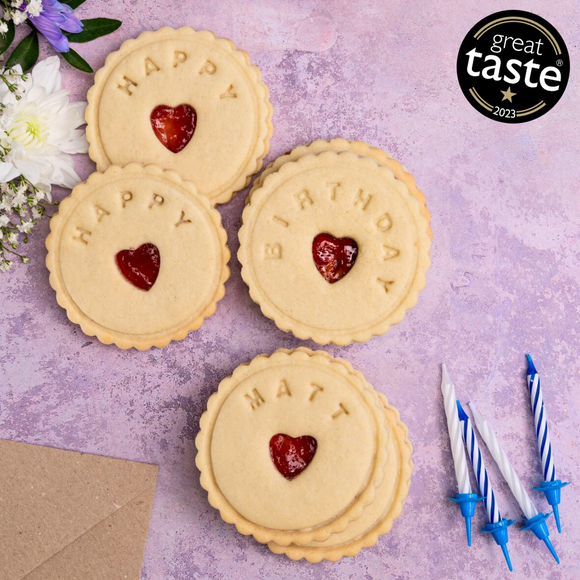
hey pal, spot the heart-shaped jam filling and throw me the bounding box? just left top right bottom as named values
left=312, top=233, right=358, bottom=283
left=269, top=433, right=317, bottom=480
left=116, top=243, right=160, bottom=291
left=150, top=104, right=197, bottom=153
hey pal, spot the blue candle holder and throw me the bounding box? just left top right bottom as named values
left=533, top=480, right=570, bottom=533
left=521, top=512, right=559, bottom=564
left=449, top=492, right=484, bottom=546
left=481, top=518, right=515, bottom=572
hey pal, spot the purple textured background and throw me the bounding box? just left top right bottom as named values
left=1, top=1, right=579, bottom=578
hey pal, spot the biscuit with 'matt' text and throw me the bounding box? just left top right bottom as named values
left=195, top=349, right=390, bottom=547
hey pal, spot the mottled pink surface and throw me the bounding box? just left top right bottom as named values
left=1, top=1, right=579, bottom=579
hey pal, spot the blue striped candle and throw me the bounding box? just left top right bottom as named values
left=457, top=401, right=500, bottom=524
left=526, top=354, right=570, bottom=533
left=527, top=354, right=555, bottom=482
left=457, top=401, right=514, bottom=571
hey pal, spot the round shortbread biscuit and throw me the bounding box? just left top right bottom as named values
left=239, top=151, right=431, bottom=345
left=195, top=349, right=390, bottom=546
left=46, top=164, right=230, bottom=350
left=86, top=27, right=273, bottom=205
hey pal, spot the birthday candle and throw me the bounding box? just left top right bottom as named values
left=526, top=354, right=556, bottom=482
left=457, top=402, right=500, bottom=523
left=469, top=403, right=538, bottom=520
left=458, top=401, right=514, bottom=571
left=441, top=365, right=471, bottom=494
left=526, top=354, right=569, bottom=534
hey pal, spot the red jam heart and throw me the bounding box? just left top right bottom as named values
left=150, top=104, right=197, bottom=153
left=269, top=434, right=317, bottom=480
left=116, top=243, right=160, bottom=292
left=312, top=233, right=358, bottom=283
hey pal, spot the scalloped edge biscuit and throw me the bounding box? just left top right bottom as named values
left=195, top=348, right=390, bottom=547
left=268, top=392, right=413, bottom=562
left=245, top=139, right=431, bottom=239
left=86, top=27, right=273, bottom=206
left=45, top=163, right=230, bottom=350
left=238, top=150, right=432, bottom=345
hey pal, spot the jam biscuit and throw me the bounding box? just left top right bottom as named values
left=195, top=349, right=390, bottom=546
left=239, top=150, right=431, bottom=345
left=86, top=27, right=273, bottom=205
left=46, top=164, right=230, bottom=350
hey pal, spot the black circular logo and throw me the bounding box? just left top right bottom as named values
left=457, top=10, right=569, bottom=123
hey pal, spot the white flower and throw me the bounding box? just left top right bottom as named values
left=17, top=220, right=33, bottom=233
left=31, top=206, right=41, bottom=219
left=0, top=214, right=9, bottom=226
left=0, top=259, right=12, bottom=271
left=11, top=190, right=26, bottom=207
left=11, top=10, right=27, bottom=25
left=0, top=21, right=8, bottom=35
left=25, top=0, right=42, bottom=17
left=0, top=56, right=88, bottom=190
left=11, top=0, right=24, bottom=8
left=7, top=231, right=17, bottom=244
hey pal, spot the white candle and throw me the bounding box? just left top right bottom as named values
left=441, top=364, right=471, bottom=494
left=469, top=402, right=538, bottom=520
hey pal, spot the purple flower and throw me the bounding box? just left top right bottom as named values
left=25, top=0, right=83, bottom=53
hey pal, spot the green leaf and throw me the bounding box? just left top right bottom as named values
left=61, top=0, right=87, bottom=8
left=6, top=31, right=39, bottom=72
left=66, top=18, right=121, bottom=43
left=0, top=20, right=15, bottom=56
left=61, top=47, right=93, bottom=73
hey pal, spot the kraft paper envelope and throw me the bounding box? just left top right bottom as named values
left=0, top=439, right=158, bottom=580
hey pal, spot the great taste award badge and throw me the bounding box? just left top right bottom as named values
left=457, top=10, right=569, bottom=123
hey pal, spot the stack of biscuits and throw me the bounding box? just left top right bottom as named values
left=238, top=138, right=431, bottom=346
left=196, top=348, right=413, bottom=562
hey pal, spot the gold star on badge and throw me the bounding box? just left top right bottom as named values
left=500, top=87, right=517, bottom=103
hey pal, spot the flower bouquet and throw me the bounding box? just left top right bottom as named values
left=0, top=0, right=121, bottom=270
